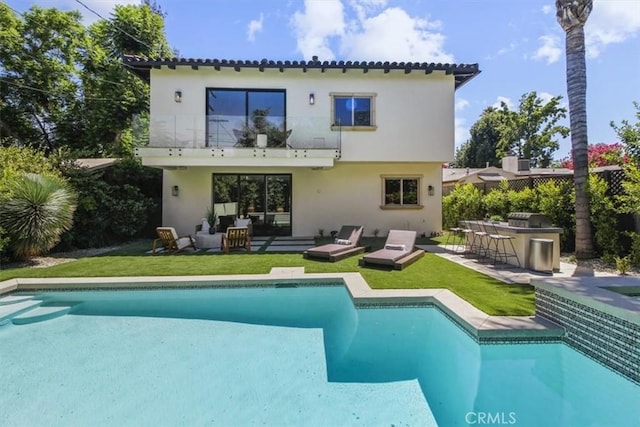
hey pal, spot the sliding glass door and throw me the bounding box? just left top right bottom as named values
left=206, top=89, right=286, bottom=147
left=212, top=174, right=291, bottom=236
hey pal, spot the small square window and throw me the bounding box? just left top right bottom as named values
left=383, top=177, right=420, bottom=206
left=331, top=93, right=376, bottom=130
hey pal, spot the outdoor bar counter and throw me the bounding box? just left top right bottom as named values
left=459, top=221, right=563, bottom=271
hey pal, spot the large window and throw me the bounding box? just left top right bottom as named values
left=331, top=93, right=376, bottom=130
left=212, top=174, right=291, bottom=236
left=382, top=176, right=420, bottom=207
left=206, top=89, right=286, bottom=147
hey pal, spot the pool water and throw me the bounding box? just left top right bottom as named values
left=1, top=286, right=638, bottom=426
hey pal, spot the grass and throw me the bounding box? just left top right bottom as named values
left=0, top=235, right=535, bottom=316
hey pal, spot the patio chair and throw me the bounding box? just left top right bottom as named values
left=221, top=226, right=251, bottom=254
left=358, top=229, right=424, bottom=270
left=303, top=225, right=365, bottom=262
left=152, top=227, right=196, bottom=255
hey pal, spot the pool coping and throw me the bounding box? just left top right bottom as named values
left=0, top=270, right=564, bottom=343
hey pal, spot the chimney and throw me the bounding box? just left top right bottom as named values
left=502, top=156, right=530, bottom=173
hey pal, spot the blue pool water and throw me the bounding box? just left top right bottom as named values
left=1, top=285, right=639, bottom=426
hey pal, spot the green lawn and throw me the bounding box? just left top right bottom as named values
left=0, top=236, right=534, bottom=316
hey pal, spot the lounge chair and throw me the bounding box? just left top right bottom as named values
left=358, top=229, right=424, bottom=270
left=152, top=227, right=196, bottom=255
left=303, top=225, right=365, bottom=262
left=221, top=226, right=251, bottom=254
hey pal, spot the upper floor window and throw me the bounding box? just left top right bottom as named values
left=330, top=93, right=376, bottom=130
left=382, top=176, right=420, bottom=207
left=206, top=88, right=286, bottom=147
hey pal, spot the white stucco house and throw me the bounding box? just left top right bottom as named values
left=123, top=55, right=480, bottom=237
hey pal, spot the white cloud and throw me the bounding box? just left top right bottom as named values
left=538, top=92, right=554, bottom=105
left=247, top=13, right=264, bottom=42
left=455, top=117, right=469, bottom=147
left=541, top=5, right=553, bottom=15
left=292, top=0, right=453, bottom=62
left=492, top=96, right=514, bottom=110
left=585, top=0, right=640, bottom=58
left=341, top=7, right=453, bottom=62
left=455, top=99, right=469, bottom=112
left=291, top=0, right=345, bottom=60
left=533, top=35, right=562, bottom=64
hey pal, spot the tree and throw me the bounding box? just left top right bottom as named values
left=556, top=0, right=593, bottom=259
left=455, top=107, right=504, bottom=168
left=0, top=3, right=172, bottom=156
left=611, top=101, right=640, bottom=164
left=455, top=93, right=569, bottom=168
left=0, top=5, right=85, bottom=152
left=559, top=143, right=628, bottom=169
left=496, top=91, right=569, bottom=167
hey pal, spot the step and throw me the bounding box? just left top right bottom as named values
left=11, top=305, right=74, bottom=325
left=0, top=300, right=42, bottom=322
left=0, top=295, right=35, bottom=306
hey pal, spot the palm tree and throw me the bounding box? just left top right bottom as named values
left=556, top=0, right=594, bottom=259
left=0, top=173, right=77, bottom=259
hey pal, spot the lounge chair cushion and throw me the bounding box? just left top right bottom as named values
left=307, top=243, right=354, bottom=257
left=235, top=218, right=251, bottom=227
left=361, top=230, right=417, bottom=266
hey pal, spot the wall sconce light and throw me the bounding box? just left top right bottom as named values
left=309, top=93, right=315, bottom=105
left=174, top=90, right=182, bottom=103
left=428, top=185, right=435, bottom=196
left=171, top=185, right=179, bottom=196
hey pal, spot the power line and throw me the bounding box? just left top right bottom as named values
left=0, top=78, right=120, bottom=102
left=0, top=1, right=22, bottom=17
left=73, top=0, right=155, bottom=53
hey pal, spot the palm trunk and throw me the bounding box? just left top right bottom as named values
left=557, top=0, right=594, bottom=259
left=565, top=24, right=593, bottom=259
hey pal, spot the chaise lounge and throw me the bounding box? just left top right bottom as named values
left=303, top=225, right=365, bottom=262
left=358, top=229, right=424, bottom=270
left=152, top=227, right=197, bottom=255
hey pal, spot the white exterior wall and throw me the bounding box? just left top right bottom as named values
left=150, top=67, right=455, bottom=162
left=162, top=162, right=443, bottom=237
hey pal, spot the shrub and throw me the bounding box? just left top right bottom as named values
left=625, top=231, right=640, bottom=267
left=442, top=184, right=484, bottom=229
left=589, top=174, right=619, bottom=260
left=536, top=179, right=575, bottom=251
left=0, top=173, right=77, bottom=259
left=508, top=187, right=538, bottom=213
left=482, top=181, right=510, bottom=219
left=56, top=158, right=161, bottom=250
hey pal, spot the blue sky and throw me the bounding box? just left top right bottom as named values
left=8, top=0, right=640, bottom=161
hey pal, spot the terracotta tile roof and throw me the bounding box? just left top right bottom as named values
left=122, top=55, right=481, bottom=89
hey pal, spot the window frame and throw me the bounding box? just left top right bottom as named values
left=205, top=88, right=287, bottom=146
left=330, top=92, right=377, bottom=131
left=380, top=175, right=423, bottom=209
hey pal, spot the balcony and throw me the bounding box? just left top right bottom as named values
left=133, top=114, right=342, bottom=168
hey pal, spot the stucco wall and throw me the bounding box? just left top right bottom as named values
left=150, top=67, right=455, bottom=163
left=162, top=162, right=443, bottom=237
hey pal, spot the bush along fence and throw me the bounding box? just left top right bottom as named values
left=442, top=167, right=640, bottom=266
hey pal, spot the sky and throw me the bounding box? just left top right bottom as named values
left=6, top=0, right=640, bottom=161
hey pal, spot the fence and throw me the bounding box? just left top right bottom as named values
left=442, top=168, right=627, bottom=197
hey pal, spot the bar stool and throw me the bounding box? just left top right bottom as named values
left=485, top=222, right=520, bottom=267
left=444, top=226, right=464, bottom=253
left=471, top=221, right=490, bottom=261
left=457, top=223, right=476, bottom=256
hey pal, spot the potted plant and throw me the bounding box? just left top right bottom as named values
left=206, top=207, right=217, bottom=234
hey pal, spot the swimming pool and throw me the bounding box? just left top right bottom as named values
left=1, top=284, right=639, bottom=426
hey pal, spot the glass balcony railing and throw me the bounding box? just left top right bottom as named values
left=132, top=114, right=342, bottom=150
